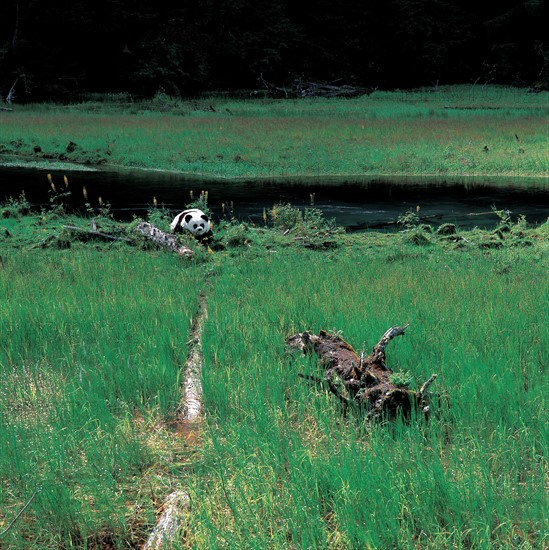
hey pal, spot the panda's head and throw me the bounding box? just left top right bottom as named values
left=170, top=208, right=211, bottom=237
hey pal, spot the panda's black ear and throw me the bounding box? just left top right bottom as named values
left=200, top=214, right=209, bottom=222
left=184, top=214, right=193, bottom=223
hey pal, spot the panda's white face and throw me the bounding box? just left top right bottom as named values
left=170, top=208, right=211, bottom=236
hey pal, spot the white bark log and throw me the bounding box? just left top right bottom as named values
left=178, top=294, right=207, bottom=421
left=134, top=222, right=193, bottom=257
left=142, top=490, right=190, bottom=550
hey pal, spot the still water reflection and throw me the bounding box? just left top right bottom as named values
left=1, top=165, right=547, bottom=230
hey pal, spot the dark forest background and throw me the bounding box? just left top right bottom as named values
left=1, top=0, right=547, bottom=102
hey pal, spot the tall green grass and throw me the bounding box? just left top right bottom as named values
left=0, top=208, right=547, bottom=547
left=0, top=248, right=204, bottom=547
left=191, top=242, right=548, bottom=548
left=1, top=85, right=547, bottom=180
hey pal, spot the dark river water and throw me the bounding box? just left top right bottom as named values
left=1, top=164, right=548, bottom=230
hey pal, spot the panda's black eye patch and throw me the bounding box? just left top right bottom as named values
left=200, top=214, right=209, bottom=222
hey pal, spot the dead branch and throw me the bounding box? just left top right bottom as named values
left=293, top=79, right=375, bottom=98
left=6, top=78, right=18, bottom=105
left=63, top=225, right=131, bottom=242
left=0, top=489, right=40, bottom=537
left=257, top=74, right=289, bottom=98
left=255, top=76, right=375, bottom=99
left=371, top=324, right=409, bottom=366
left=419, top=374, right=438, bottom=402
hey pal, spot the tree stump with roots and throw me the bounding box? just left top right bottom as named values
left=287, top=325, right=437, bottom=420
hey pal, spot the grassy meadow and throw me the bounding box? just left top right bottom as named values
left=193, top=241, right=548, bottom=549
left=0, top=239, right=205, bottom=547
left=0, top=198, right=547, bottom=547
left=0, top=85, right=548, bottom=181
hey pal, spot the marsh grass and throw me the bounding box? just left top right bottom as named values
left=0, top=203, right=547, bottom=548
left=0, top=248, right=204, bottom=547
left=190, top=238, right=548, bottom=548
left=1, top=85, right=547, bottom=181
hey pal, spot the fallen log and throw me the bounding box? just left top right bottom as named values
left=142, top=490, right=190, bottom=550
left=142, top=289, right=207, bottom=548
left=63, top=225, right=131, bottom=242
left=255, top=75, right=375, bottom=99
left=177, top=291, right=207, bottom=421
left=133, top=222, right=193, bottom=257
left=287, top=325, right=437, bottom=420
left=294, top=80, right=374, bottom=98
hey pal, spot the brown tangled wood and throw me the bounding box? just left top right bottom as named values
left=287, top=325, right=437, bottom=420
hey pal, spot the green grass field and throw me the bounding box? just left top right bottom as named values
left=192, top=242, right=547, bottom=549
left=0, top=243, right=205, bottom=547
left=1, top=85, right=548, bottom=181
left=0, top=84, right=547, bottom=546
left=0, top=201, right=547, bottom=548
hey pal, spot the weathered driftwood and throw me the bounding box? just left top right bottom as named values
left=142, top=490, right=190, bottom=550
left=133, top=222, right=193, bottom=257
left=287, top=325, right=437, bottom=420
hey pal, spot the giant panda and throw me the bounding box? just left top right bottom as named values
left=170, top=208, right=213, bottom=243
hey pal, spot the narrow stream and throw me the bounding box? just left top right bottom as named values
left=1, top=164, right=547, bottom=230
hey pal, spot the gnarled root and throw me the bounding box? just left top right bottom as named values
left=287, top=326, right=437, bottom=420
